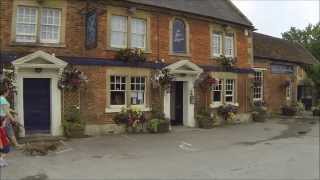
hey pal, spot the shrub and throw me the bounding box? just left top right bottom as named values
left=252, top=101, right=268, bottom=122
left=147, top=119, right=169, bottom=133
left=196, top=109, right=216, bottom=129
left=218, top=104, right=239, bottom=121
left=62, top=108, right=85, bottom=137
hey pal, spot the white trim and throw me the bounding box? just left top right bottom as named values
left=163, top=60, right=203, bottom=128
left=12, top=51, right=67, bottom=137
left=105, top=107, right=151, bottom=113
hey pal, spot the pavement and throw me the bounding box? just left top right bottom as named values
left=1, top=116, right=319, bottom=180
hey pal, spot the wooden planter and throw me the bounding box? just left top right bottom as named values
left=313, top=109, right=320, bottom=116
left=252, top=112, right=267, bottom=122
left=158, top=121, right=170, bottom=133
left=66, top=126, right=85, bottom=138
left=281, top=107, right=297, bottom=116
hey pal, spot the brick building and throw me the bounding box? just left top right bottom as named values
left=0, top=0, right=317, bottom=137
left=253, top=33, right=318, bottom=112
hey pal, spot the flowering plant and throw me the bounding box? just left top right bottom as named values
left=116, top=48, right=146, bottom=62
left=282, top=80, right=291, bottom=87
left=218, top=104, right=239, bottom=121
left=113, top=107, right=147, bottom=130
left=0, top=69, right=16, bottom=94
left=151, top=69, right=174, bottom=90
left=216, top=55, right=237, bottom=68
left=195, top=72, right=218, bottom=91
left=58, top=67, right=88, bottom=91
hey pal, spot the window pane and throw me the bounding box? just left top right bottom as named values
left=111, top=91, right=125, bottom=105
left=16, top=6, right=37, bottom=43
left=212, top=33, right=222, bottom=56
left=111, top=15, right=127, bottom=48
left=40, top=8, right=61, bottom=43
left=224, top=35, right=234, bottom=57
left=131, top=18, right=146, bottom=49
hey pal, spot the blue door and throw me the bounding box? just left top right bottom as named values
left=23, top=78, right=51, bottom=134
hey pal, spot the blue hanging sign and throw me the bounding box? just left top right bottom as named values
left=172, top=19, right=186, bottom=53
left=85, top=10, right=97, bottom=49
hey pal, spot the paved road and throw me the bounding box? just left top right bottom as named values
left=2, top=117, right=319, bottom=180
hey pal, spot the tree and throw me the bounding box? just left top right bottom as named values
left=282, top=23, right=320, bottom=61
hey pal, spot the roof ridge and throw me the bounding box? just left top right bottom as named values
left=225, top=0, right=253, bottom=26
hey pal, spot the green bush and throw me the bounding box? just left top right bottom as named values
left=196, top=110, right=216, bottom=129
left=147, top=119, right=169, bottom=133
left=62, top=108, right=85, bottom=137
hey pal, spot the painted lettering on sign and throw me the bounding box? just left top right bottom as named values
left=172, top=19, right=186, bottom=53
left=85, top=11, right=97, bottom=49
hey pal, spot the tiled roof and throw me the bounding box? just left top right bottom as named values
left=253, top=32, right=318, bottom=65
left=126, top=0, right=253, bottom=27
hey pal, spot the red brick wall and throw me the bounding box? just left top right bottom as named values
left=254, top=60, right=298, bottom=113
left=1, top=0, right=254, bottom=124
left=1, top=0, right=252, bottom=67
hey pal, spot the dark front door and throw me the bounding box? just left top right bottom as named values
left=171, top=81, right=183, bottom=125
left=298, top=85, right=313, bottom=111
left=23, top=78, right=51, bottom=134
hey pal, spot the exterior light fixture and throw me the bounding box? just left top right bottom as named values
left=34, top=68, right=43, bottom=73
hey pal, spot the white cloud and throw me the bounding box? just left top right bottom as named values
left=231, top=0, right=319, bottom=37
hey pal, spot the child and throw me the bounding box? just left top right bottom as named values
left=0, top=117, right=10, bottom=167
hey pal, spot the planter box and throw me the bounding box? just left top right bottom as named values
left=252, top=112, right=267, bottom=122
left=67, top=127, right=85, bottom=138
left=313, top=109, right=320, bottom=116
left=281, top=108, right=297, bottom=116
left=158, top=121, right=170, bottom=133
left=198, top=120, right=214, bottom=129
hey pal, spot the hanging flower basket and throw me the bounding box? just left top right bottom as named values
left=0, top=68, right=16, bottom=94
left=58, top=67, right=88, bottom=91
left=151, top=69, right=175, bottom=90
left=282, top=80, right=291, bottom=87
left=116, top=48, right=146, bottom=62
left=195, top=73, right=218, bottom=91
left=216, top=55, right=237, bottom=70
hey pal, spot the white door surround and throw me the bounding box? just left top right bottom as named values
left=12, top=51, right=68, bottom=137
left=163, top=60, right=203, bottom=127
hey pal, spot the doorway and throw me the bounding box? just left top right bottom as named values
left=23, top=78, right=51, bottom=134
left=170, top=81, right=184, bottom=125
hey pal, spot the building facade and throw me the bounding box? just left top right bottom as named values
left=0, top=0, right=317, bottom=137
left=253, top=33, right=318, bottom=112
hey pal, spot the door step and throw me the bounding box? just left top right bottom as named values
left=19, top=135, right=67, bottom=143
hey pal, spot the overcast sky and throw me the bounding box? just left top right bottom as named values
left=231, top=0, right=320, bottom=38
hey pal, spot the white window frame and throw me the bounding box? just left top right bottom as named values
left=130, top=76, right=146, bottom=106
left=224, top=35, right=234, bottom=58
left=225, top=79, right=235, bottom=103
left=210, top=79, right=238, bottom=108
left=40, top=8, right=61, bottom=44
left=15, top=6, right=62, bottom=44
left=212, top=79, right=223, bottom=105
left=110, top=15, right=128, bottom=49
left=286, top=83, right=292, bottom=100
left=15, top=6, right=38, bottom=43
left=110, top=75, right=127, bottom=109
left=253, top=71, right=264, bottom=101
left=131, top=18, right=147, bottom=49
left=212, top=33, right=223, bottom=57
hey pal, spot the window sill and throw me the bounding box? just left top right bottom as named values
left=210, top=102, right=239, bottom=108
left=169, top=52, right=191, bottom=57
left=106, top=47, right=152, bottom=54
left=11, top=42, right=66, bottom=48
left=105, top=106, right=151, bottom=113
